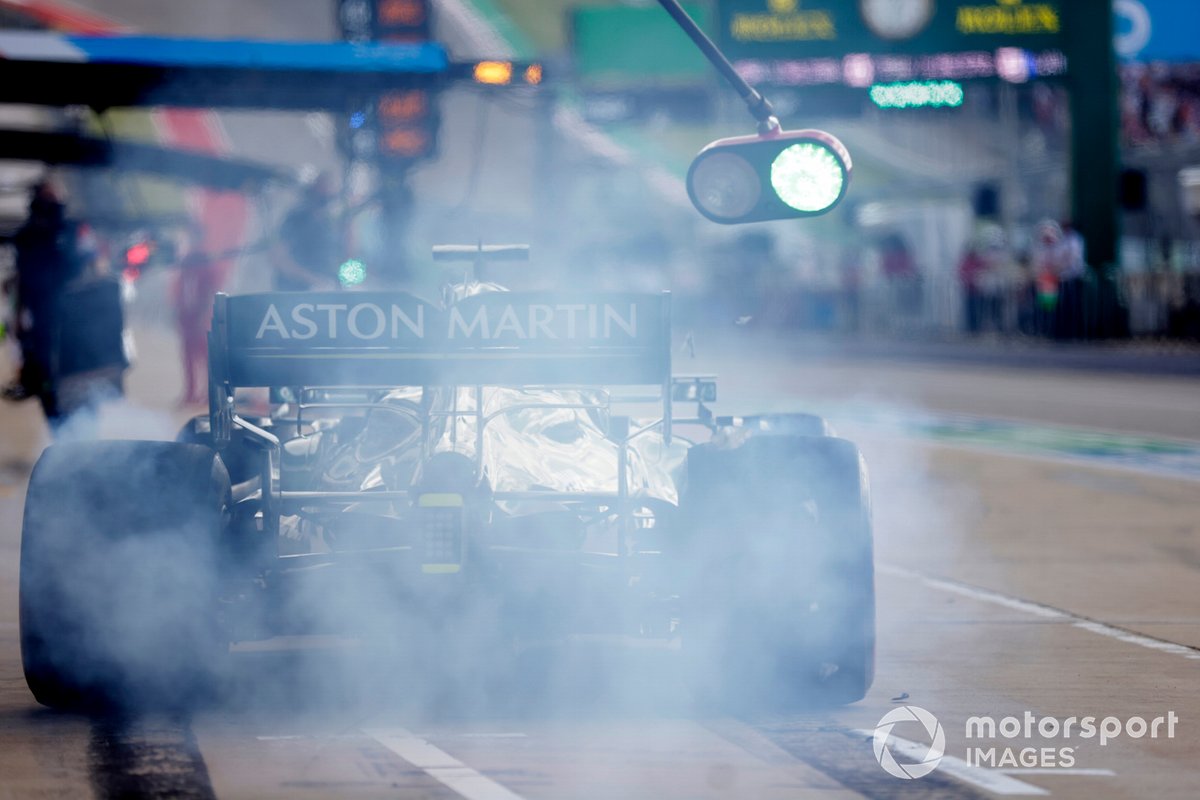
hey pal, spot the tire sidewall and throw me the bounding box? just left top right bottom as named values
left=677, top=434, right=875, bottom=707
left=20, top=440, right=231, bottom=711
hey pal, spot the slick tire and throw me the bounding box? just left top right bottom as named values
left=678, top=435, right=875, bottom=709
left=20, top=441, right=231, bottom=711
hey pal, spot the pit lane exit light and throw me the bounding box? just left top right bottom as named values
left=686, top=128, right=851, bottom=223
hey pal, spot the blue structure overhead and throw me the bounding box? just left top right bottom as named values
left=0, top=32, right=448, bottom=72
left=0, top=32, right=466, bottom=111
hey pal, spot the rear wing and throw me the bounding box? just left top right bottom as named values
left=209, top=290, right=671, bottom=390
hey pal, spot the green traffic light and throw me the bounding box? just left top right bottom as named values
left=770, top=142, right=846, bottom=214
left=687, top=129, right=851, bottom=223
left=338, top=259, right=367, bottom=287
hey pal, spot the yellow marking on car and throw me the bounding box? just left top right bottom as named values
left=421, top=564, right=462, bottom=574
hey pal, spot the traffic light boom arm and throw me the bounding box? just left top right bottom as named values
left=655, top=0, right=851, bottom=223
left=655, top=0, right=778, bottom=134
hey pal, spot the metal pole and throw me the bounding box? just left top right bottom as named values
left=617, top=437, right=628, bottom=564
left=655, top=0, right=779, bottom=133
left=1062, top=0, right=1122, bottom=337
left=1063, top=0, right=1120, bottom=271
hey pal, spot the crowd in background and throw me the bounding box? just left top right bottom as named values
left=667, top=221, right=1200, bottom=342
left=1121, top=63, right=1200, bottom=147
left=957, top=219, right=1088, bottom=340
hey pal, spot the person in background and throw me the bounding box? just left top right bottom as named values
left=4, top=177, right=125, bottom=438
left=4, top=177, right=82, bottom=421
left=172, top=222, right=222, bottom=406
left=271, top=172, right=341, bottom=291
left=839, top=242, right=864, bottom=335
left=1056, top=220, right=1088, bottom=339
left=1029, top=219, right=1068, bottom=337
left=880, top=233, right=921, bottom=325
left=959, top=235, right=990, bottom=335
left=958, top=223, right=1013, bottom=335
left=1015, top=249, right=1039, bottom=336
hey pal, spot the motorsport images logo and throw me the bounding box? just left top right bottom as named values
left=873, top=706, right=945, bottom=779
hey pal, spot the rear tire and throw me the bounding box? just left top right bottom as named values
left=678, top=435, right=874, bottom=708
left=20, top=441, right=231, bottom=711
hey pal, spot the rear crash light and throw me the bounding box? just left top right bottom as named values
left=418, top=493, right=464, bottom=574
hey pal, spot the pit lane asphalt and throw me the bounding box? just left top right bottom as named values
left=1, top=323, right=1199, bottom=799
left=2, top=0, right=1196, bottom=794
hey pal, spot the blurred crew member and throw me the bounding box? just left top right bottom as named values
left=839, top=243, right=864, bottom=335
left=880, top=233, right=921, bottom=324
left=1056, top=221, right=1087, bottom=339
left=958, top=224, right=1012, bottom=335
left=4, top=178, right=82, bottom=421
left=1030, top=220, right=1067, bottom=337
left=172, top=223, right=222, bottom=406
left=271, top=172, right=341, bottom=291
left=959, top=247, right=988, bottom=335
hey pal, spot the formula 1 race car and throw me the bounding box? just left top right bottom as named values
left=19, top=245, right=874, bottom=711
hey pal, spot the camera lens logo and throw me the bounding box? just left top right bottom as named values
left=873, top=706, right=945, bottom=779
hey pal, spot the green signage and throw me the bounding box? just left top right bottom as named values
left=869, top=80, right=965, bottom=109
left=572, top=4, right=711, bottom=87
left=718, top=0, right=1065, bottom=60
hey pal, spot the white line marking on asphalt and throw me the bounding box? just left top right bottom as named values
left=879, top=563, right=1200, bottom=660
left=364, top=728, right=525, bottom=800
left=1071, top=620, right=1200, bottom=659
left=879, top=564, right=1067, bottom=619
left=999, top=769, right=1117, bottom=776
left=854, top=730, right=1049, bottom=795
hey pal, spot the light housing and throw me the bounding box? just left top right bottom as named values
left=686, top=128, right=851, bottom=224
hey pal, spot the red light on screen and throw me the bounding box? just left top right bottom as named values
left=378, top=0, right=425, bottom=26
left=379, top=91, right=427, bottom=122
left=382, top=128, right=430, bottom=155
left=125, top=241, right=152, bottom=267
